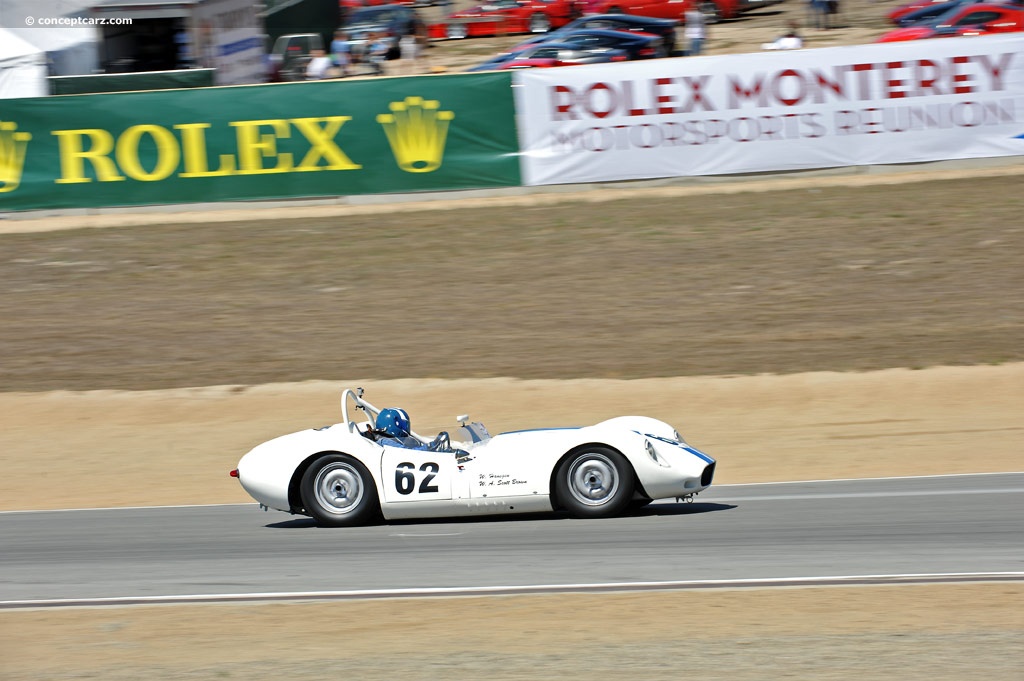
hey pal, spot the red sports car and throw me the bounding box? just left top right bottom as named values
left=584, top=0, right=692, bottom=21
left=429, top=0, right=577, bottom=39
left=585, top=0, right=781, bottom=23
left=341, top=0, right=391, bottom=7
left=878, top=2, right=1023, bottom=40
left=508, top=13, right=679, bottom=54
left=492, top=41, right=631, bottom=68
left=887, top=0, right=956, bottom=23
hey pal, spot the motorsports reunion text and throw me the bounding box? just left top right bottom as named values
left=1, top=35, right=1022, bottom=211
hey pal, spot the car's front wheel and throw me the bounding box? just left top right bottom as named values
left=529, top=13, right=550, bottom=33
left=446, top=22, right=468, bottom=39
left=300, top=454, right=379, bottom=527
left=629, top=497, right=653, bottom=511
left=556, top=446, right=634, bottom=518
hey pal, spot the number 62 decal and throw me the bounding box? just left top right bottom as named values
left=395, top=462, right=440, bottom=495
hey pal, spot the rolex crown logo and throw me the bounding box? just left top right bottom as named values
left=377, top=97, right=454, bottom=174
left=0, top=121, right=32, bottom=193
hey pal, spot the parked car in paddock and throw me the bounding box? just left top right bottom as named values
left=341, top=0, right=392, bottom=8
left=341, top=3, right=418, bottom=60
left=549, top=27, right=668, bottom=57
left=506, top=13, right=680, bottom=55
left=893, top=0, right=972, bottom=25
left=888, top=0, right=960, bottom=23
left=231, top=388, right=716, bottom=527
left=585, top=0, right=784, bottom=24
left=266, top=33, right=324, bottom=82
left=429, top=0, right=578, bottom=39
left=889, top=0, right=1021, bottom=24
left=468, top=41, right=631, bottom=69
left=340, top=0, right=438, bottom=9
left=877, top=2, right=1024, bottom=40
left=585, top=0, right=690, bottom=21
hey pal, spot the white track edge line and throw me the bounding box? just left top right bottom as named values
left=4, top=572, right=1023, bottom=609
left=2, top=471, right=1021, bottom=515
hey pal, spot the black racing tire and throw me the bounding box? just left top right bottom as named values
left=629, top=498, right=654, bottom=511
left=555, top=446, right=635, bottom=518
left=698, top=0, right=722, bottom=24
left=529, top=12, right=551, bottom=33
left=300, top=454, right=379, bottom=527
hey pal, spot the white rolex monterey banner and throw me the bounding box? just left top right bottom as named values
left=513, top=34, right=1024, bottom=186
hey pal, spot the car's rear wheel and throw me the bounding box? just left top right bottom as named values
left=556, top=446, right=634, bottom=518
left=300, top=454, right=379, bottom=527
left=447, top=22, right=468, bottom=39
left=698, top=0, right=722, bottom=23
left=529, top=13, right=551, bottom=33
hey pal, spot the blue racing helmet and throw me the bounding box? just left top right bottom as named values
left=376, top=408, right=411, bottom=438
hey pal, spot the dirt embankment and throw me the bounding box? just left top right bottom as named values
left=3, top=584, right=1022, bottom=681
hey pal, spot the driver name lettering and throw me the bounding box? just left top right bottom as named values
left=479, top=473, right=527, bottom=487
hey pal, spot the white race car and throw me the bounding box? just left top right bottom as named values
left=231, top=388, right=716, bottom=526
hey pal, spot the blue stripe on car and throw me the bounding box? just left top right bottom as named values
left=681, top=445, right=715, bottom=464
left=644, top=432, right=716, bottom=464
left=498, top=427, right=581, bottom=436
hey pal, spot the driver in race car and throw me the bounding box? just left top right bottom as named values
left=368, top=407, right=462, bottom=456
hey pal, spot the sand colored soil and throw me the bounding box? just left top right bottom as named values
left=1, top=364, right=1022, bottom=511
left=3, top=584, right=1022, bottom=680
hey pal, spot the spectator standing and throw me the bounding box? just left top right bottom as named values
left=414, top=16, right=431, bottom=73
left=805, top=0, right=818, bottom=29
left=367, top=32, right=389, bottom=76
left=826, top=0, right=840, bottom=28
left=762, top=21, right=804, bottom=49
left=399, top=25, right=417, bottom=74
left=305, top=48, right=332, bottom=79
left=683, top=7, right=706, bottom=56
left=330, top=29, right=351, bottom=76
left=399, top=14, right=430, bottom=75
left=809, top=0, right=829, bottom=28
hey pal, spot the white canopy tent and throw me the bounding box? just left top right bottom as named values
left=2, top=0, right=101, bottom=77
left=7, top=25, right=101, bottom=76
left=0, top=28, right=48, bottom=98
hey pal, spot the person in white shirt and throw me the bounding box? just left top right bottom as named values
left=762, top=22, right=804, bottom=50
left=305, top=49, right=333, bottom=80
left=683, top=7, right=707, bottom=56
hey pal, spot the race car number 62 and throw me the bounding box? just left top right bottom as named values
left=395, top=462, right=440, bottom=495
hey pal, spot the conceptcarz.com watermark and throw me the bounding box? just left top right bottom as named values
left=22, top=15, right=133, bottom=26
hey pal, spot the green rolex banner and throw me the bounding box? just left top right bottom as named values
left=0, top=72, right=521, bottom=213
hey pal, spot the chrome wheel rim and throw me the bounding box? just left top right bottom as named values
left=567, top=453, right=619, bottom=506
left=313, top=462, right=364, bottom=515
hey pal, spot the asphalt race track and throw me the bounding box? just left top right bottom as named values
left=3, top=473, right=1022, bottom=607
